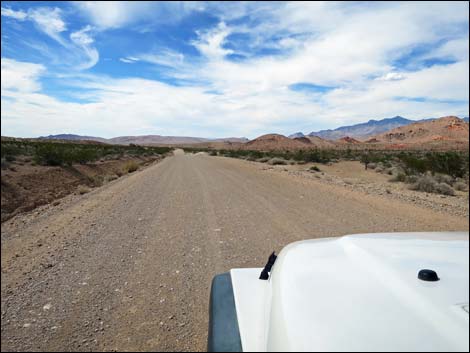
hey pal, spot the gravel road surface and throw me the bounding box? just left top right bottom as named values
left=2, top=150, right=468, bottom=351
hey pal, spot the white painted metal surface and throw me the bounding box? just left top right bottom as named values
left=230, top=268, right=266, bottom=352
left=230, top=232, right=469, bottom=352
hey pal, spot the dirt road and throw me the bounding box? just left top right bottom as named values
left=1, top=150, right=468, bottom=351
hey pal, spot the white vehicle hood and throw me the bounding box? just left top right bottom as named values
left=231, top=232, right=469, bottom=352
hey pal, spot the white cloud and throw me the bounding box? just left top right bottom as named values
left=119, top=57, right=138, bottom=64
left=70, top=26, right=99, bottom=69
left=376, top=72, right=406, bottom=81
left=2, top=7, right=100, bottom=70
left=28, top=7, right=67, bottom=45
left=2, top=57, right=468, bottom=139
left=2, top=6, right=67, bottom=45
left=1, top=58, right=45, bottom=93
left=73, top=1, right=202, bottom=30
left=1, top=7, right=27, bottom=20
left=1, top=2, right=469, bottom=138
left=137, top=50, right=184, bottom=68
left=192, top=22, right=233, bottom=60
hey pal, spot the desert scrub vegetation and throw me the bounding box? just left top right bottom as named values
left=359, top=150, right=469, bottom=179
left=77, top=185, right=91, bottom=195
left=358, top=150, right=469, bottom=194
left=104, top=174, right=119, bottom=183
left=206, top=148, right=337, bottom=164
left=454, top=181, right=468, bottom=191
left=256, top=157, right=271, bottom=163
left=123, top=161, right=139, bottom=173
left=1, top=139, right=173, bottom=166
left=209, top=147, right=469, bottom=196
left=195, top=146, right=469, bottom=175
left=408, top=173, right=456, bottom=196
left=310, top=165, right=321, bottom=172
left=267, top=157, right=288, bottom=165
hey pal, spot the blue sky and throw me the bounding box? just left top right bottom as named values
left=1, top=1, right=469, bottom=138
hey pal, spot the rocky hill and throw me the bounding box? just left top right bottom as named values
left=371, top=116, right=469, bottom=144
left=244, top=134, right=308, bottom=151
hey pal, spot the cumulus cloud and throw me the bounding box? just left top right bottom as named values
left=1, top=58, right=45, bottom=92
left=192, top=22, right=233, bottom=60
left=377, top=72, right=406, bottom=81
left=1, top=2, right=469, bottom=137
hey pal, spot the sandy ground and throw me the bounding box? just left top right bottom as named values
left=1, top=151, right=468, bottom=352
left=276, top=160, right=469, bottom=218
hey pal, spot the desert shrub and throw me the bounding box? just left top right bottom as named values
left=310, top=165, right=321, bottom=172
left=1, top=157, right=8, bottom=170
left=115, top=170, right=124, bottom=177
left=88, top=175, right=104, bottom=187
left=268, top=158, right=288, bottom=165
left=409, top=174, right=437, bottom=193
left=71, top=148, right=99, bottom=164
left=209, top=150, right=218, bottom=156
left=408, top=174, right=455, bottom=195
left=34, top=144, right=68, bottom=166
left=305, top=150, right=332, bottom=164
left=425, top=152, right=468, bottom=178
left=433, top=173, right=454, bottom=186
left=1, top=140, right=172, bottom=168
left=404, top=175, right=418, bottom=184
left=257, top=157, right=271, bottom=163
left=398, top=151, right=468, bottom=178
left=1, top=143, right=23, bottom=158
left=248, top=150, right=265, bottom=159
left=77, top=185, right=90, bottom=194
left=124, top=161, right=139, bottom=173
left=435, top=183, right=456, bottom=196
left=386, top=165, right=405, bottom=177
left=104, top=174, right=118, bottom=183
left=454, top=181, right=468, bottom=192
left=389, top=173, right=406, bottom=182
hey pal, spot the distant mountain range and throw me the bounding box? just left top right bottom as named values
left=306, top=116, right=469, bottom=140
left=307, top=116, right=423, bottom=140
left=37, top=116, right=469, bottom=145
left=288, top=132, right=306, bottom=139
left=39, top=134, right=249, bottom=145
left=39, top=134, right=109, bottom=143
left=246, top=116, right=469, bottom=150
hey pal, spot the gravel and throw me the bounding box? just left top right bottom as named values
left=2, top=151, right=468, bottom=351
